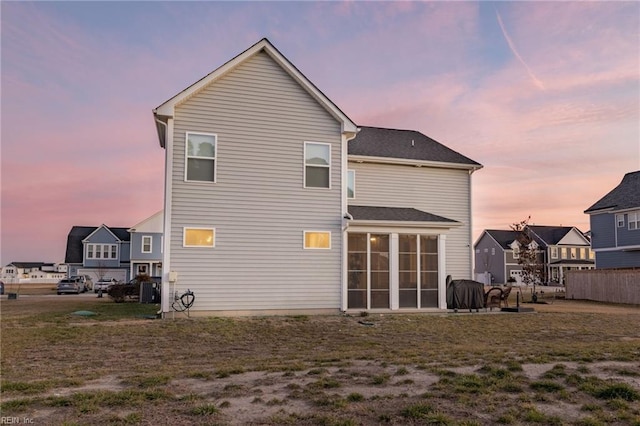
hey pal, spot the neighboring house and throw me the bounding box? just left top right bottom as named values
left=1, top=262, right=67, bottom=281
left=474, top=226, right=594, bottom=285
left=152, top=38, right=482, bottom=316
left=65, top=225, right=131, bottom=282
left=128, top=210, right=163, bottom=278
left=585, top=170, right=640, bottom=268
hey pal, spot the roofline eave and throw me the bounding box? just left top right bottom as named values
left=347, top=219, right=461, bottom=229
left=348, top=155, right=482, bottom=171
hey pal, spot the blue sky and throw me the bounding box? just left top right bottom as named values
left=1, top=1, right=639, bottom=264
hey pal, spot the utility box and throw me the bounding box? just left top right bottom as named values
left=140, top=282, right=159, bottom=304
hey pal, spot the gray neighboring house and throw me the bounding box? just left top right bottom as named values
left=65, top=225, right=131, bottom=282
left=128, top=210, right=163, bottom=278
left=153, top=38, right=482, bottom=316
left=585, top=170, right=640, bottom=268
left=474, top=226, right=594, bottom=285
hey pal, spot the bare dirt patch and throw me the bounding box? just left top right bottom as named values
left=2, top=297, right=639, bottom=425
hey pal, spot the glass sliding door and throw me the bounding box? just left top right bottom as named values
left=347, top=233, right=367, bottom=309
left=420, top=235, right=439, bottom=307
left=399, top=235, right=418, bottom=308
left=370, top=234, right=390, bottom=308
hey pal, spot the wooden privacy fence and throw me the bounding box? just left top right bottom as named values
left=565, top=269, right=640, bottom=305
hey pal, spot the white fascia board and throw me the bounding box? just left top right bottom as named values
left=153, top=39, right=357, bottom=135
left=348, top=155, right=482, bottom=171
left=348, top=220, right=462, bottom=230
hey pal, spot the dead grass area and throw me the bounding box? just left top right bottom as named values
left=1, top=297, right=639, bottom=425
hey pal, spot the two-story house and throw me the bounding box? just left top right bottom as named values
left=152, top=38, right=481, bottom=316
left=474, top=225, right=594, bottom=285
left=128, top=210, right=163, bottom=278
left=65, top=212, right=164, bottom=282
left=585, top=170, right=640, bottom=268
left=65, top=225, right=131, bottom=282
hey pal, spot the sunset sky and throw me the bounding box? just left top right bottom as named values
left=1, top=1, right=638, bottom=265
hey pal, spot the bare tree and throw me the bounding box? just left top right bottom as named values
left=510, top=217, right=544, bottom=299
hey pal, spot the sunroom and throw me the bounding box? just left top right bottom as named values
left=343, top=206, right=460, bottom=312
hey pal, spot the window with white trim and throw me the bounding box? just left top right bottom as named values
left=570, top=248, right=577, bottom=259
left=86, top=244, right=118, bottom=259
left=183, top=228, right=215, bottom=247
left=186, top=132, right=216, bottom=182
left=629, top=211, right=640, bottom=230
left=580, top=248, right=586, bottom=259
left=304, top=142, right=330, bottom=188
left=561, top=247, right=567, bottom=259
left=617, top=214, right=625, bottom=227
left=142, top=236, right=152, bottom=253
left=347, top=170, right=355, bottom=199
left=304, top=231, right=331, bottom=249
left=551, top=247, right=558, bottom=259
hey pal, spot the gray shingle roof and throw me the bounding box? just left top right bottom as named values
left=527, top=226, right=574, bottom=246
left=6, top=262, right=46, bottom=269
left=348, top=126, right=481, bottom=167
left=585, top=171, right=640, bottom=213
left=484, top=230, right=519, bottom=249
left=348, top=205, right=457, bottom=223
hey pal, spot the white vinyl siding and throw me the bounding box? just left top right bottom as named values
left=169, top=51, right=343, bottom=311
left=347, top=161, right=473, bottom=279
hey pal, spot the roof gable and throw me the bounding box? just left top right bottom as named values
left=527, top=225, right=589, bottom=246
left=557, top=228, right=591, bottom=245
left=83, top=225, right=129, bottom=244
left=348, top=126, right=482, bottom=169
left=129, top=210, right=163, bottom=233
left=585, top=171, right=640, bottom=213
left=153, top=38, right=357, bottom=147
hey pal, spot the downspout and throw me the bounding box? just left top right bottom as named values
left=155, top=117, right=173, bottom=317
left=341, top=129, right=359, bottom=312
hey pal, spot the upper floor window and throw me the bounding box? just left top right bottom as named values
left=570, top=248, right=577, bottom=259
left=629, top=211, right=640, bottom=230
left=589, top=249, right=595, bottom=260
left=579, top=248, right=586, bottom=259
left=86, top=244, right=118, bottom=259
left=183, top=227, right=215, bottom=247
left=186, top=132, right=216, bottom=182
left=304, top=142, right=330, bottom=188
left=561, top=247, right=567, bottom=259
left=617, top=214, right=625, bottom=227
left=347, top=170, right=355, bottom=199
left=551, top=247, right=558, bottom=259
left=142, top=236, right=152, bottom=253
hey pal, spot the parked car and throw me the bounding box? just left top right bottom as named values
left=57, top=278, right=82, bottom=295
left=94, top=277, right=118, bottom=293
left=70, top=275, right=93, bottom=292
